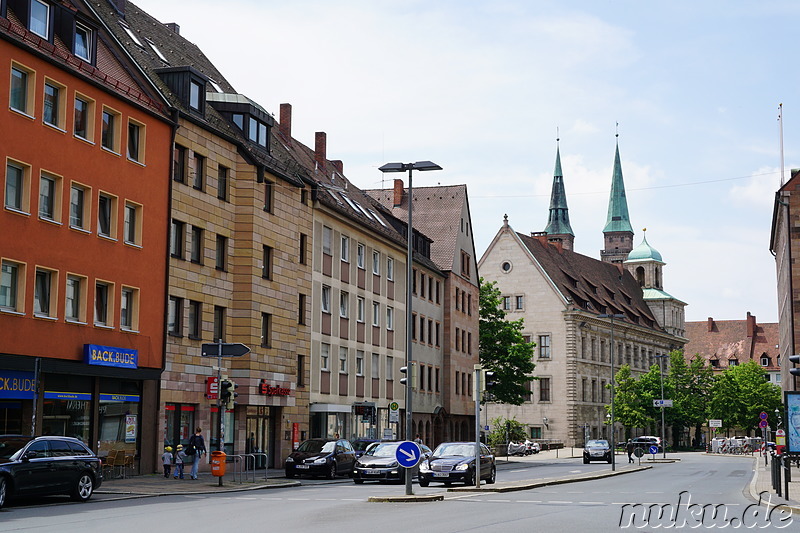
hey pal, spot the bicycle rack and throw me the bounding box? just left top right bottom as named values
left=229, top=453, right=269, bottom=484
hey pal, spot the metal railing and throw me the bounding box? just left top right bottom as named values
left=228, top=453, right=269, bottom=483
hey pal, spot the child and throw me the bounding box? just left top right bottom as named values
left=173, top=444, right=186, bottom=479
left=162, top=446, right=173, bottom=478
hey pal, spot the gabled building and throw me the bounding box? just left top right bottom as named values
left=1, top=0, right=173, bottom=472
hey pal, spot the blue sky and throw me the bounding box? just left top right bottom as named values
left=132, top=0, right=799, bottom=323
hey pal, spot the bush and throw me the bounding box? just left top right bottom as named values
left=487, top=416, right=527, bottom=447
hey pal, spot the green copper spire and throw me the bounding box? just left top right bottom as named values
left=603, top=141, right=633, bottom=233
left=544, top=146, right=574, bottom=236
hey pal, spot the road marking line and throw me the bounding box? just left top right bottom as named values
left=511, top=469, right=527, bottom=473
left=287, top=498, right=310, bottom=501
left=579, top=502, right=604, bottom=505
left=518, top=500, right=542, bottom=503
left=547, top=500, right=572, bottom=504
left=341, top=498, right=362, bottom=501
left=234, top=497, right=258, bottom=500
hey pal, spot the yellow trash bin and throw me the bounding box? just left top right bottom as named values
left=211, top=451, right=227, bottom=477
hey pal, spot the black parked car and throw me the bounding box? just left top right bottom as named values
left=583, top=439, right=612, bottom=464
left=350, top=438, right=379, bottom=458
left=284, top=438, right=356, bottom=479
left=352, top=441, right=432, bottom=483
left=0, top=435, right=103, bottom=509
left=417, top=442, right=496, bottom=487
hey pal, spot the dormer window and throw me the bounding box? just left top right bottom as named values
left=74, top=23, right=92, bottom=62
left=189, top=79, right=203, bottom=112
left=248, top=116, right=268, bottom=147
left=30, top=0, right=50, bottom=39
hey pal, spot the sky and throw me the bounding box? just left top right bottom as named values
left=131, top=0, right=800, bottom=323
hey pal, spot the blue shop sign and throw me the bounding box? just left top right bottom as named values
left=0, top=370, right=35, bottom=400
left=99, top=394, right=140, bottom=402
left=84, top=344, right=138, bottom=369
left=44, top=391, right=92, bottom=401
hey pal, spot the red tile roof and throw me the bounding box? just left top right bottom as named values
left=684, top=314, right=779, bottom=372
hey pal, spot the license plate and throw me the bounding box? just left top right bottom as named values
left=364, top=469, right=382, bottom=475
left=433, top=472, right=449, bottom=478
left=297, top=465, right=310, bottom=469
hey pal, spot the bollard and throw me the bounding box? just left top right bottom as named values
left=784, top=455, right=791, bottom=501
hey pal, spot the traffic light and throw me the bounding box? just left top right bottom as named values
left=220, top=378, right=238, bottom=409
left=227, top=379, right=239, bottom=410
left=790, top=354, right=800, bottom=377
left=400, top=363, right=416, bottom=389
left=481, top=370, right=497, bottom=391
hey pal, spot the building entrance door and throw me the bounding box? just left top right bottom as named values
left=246, top=416, right=269, bottom=468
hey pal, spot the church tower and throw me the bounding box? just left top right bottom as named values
left=601, top=137, right=634, bottom=263
left=543, top=144, right=575, bottom=251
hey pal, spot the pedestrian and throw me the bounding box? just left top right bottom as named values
left=626, top=439, right=635, bottom=463
left=161, top=446, right=173, bottom=478
left=187, top=427, right=207, bottom=480
left=173, top=444, right=186, bottom=479
left=414, top=433, right=423, bottom=446
left=333, top=432, right=340, bottom=439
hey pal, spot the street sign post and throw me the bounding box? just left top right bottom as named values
left=649, top=445, right=659, bottom=456
left=396, top=441, right=421, bottom=468
left=389, top=401, right=399, bottom=424
left=653, top=399, right=673, bottom=407
left=709, top=419, right=722, bottom=428
left=201, top=343, right=250, bottom=357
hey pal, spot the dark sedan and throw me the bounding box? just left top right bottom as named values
left=352, top=441, right=432, bottom=483
left=0, top=435, right=103, bottom=509
left=418, top=442, right=495, bottom=487
left=583, top=439, right=612, bottom=463
left=284, top=438, right=356, bottom=479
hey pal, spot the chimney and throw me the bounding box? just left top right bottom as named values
left=314, top=132, right=326, bottom=169
left=164, top=23, right=180, bottom=34
left=746, top=312, right=756, bottom=338
left=707, top=317, right=714, bottom=332
left=332, top=160, right=343, bottom=174
left=279, top=103, right=292, bottom=141
left=393, top=179, right=405, bottom=207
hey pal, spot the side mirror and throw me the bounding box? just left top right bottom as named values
left=22, top=450, right=39, bottom=461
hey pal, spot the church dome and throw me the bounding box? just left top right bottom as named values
left=627, top=234, right=662, bottom=262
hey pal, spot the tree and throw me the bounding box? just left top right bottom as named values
left=487, top=416, right=528, bottom=447
left=607, top=364, right=653, bottom=440
left=708, top=361, right=782, bottom=434
left=478, top=278, right=536, bottom=405
left=666, top=352, right=713, bottom=447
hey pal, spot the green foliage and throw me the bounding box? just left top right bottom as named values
left=606, top=364, right=654, bottom=437
left=487, top=416, right=528, bottom=447
left=479, top=278, right=536, bottom=405
left=708, top=360, right=782, bottom=432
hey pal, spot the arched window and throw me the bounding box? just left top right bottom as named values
left=655, top=267, right=661, bottom=289
left=636, top=266, right=645, bottom=287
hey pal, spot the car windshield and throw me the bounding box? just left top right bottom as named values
left=434, top=443, right=474, bottom=457
left=352, top=440, right=375, bottom=452
left=0, top=437, right=31, bottom=460
left=366, top=443, right=400, bottom=457
left=586, top=440, right=608, bottom=448
left=296, top=440, right=334, bottom=454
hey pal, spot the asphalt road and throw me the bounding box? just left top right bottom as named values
left=1, top=453, right=794, bottom=532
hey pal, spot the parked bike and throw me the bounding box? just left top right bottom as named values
left=507, top=441, right=530, bottom=456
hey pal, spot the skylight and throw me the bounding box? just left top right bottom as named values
left=119, top=22, right=143, bottom=46
left=145, top=38, right=168, bottom=63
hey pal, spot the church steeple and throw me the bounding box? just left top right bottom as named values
left=543, top=143, right=574, bottom=250
left=601, top=135, right=634, bottom=263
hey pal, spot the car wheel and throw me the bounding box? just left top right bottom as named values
left=466, top=470, right=476, bottom=486
left=71, top=473, right=94, bottom=502
left=354, top=479, right=364, bottom=484
left=326, top=463, right=336, bottom=480
left=418, top=478, right=430, bottom=487
left=0, top=476, right=7, bottom=510
left=487, top=466, right=496, bottom=485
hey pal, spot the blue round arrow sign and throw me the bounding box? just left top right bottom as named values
left=395, top=441, right=421, bottom=468
left=649, top=445, right=659, bottom=455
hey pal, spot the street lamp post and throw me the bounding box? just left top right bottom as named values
left=655, top=353, right=668, bottom=459
left=379, top=161, right=442, bottom=495
left=599, top=313, right=625, bottom=472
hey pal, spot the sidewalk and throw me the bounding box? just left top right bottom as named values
left=745, top=452, right=800, bottom=514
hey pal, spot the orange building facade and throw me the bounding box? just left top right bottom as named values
left=0, top=1, right=172, bottom=473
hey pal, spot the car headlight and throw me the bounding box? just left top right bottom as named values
left=419, top=462, right=431, bottom=472
left=285, top=457, right=294, bottom=463
left=455, top=463, right=469, bottom=471
left=314, top=457, right=328, bottom=464
left=388, top=461, right=399, bottom=468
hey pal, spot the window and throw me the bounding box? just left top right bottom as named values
left=34, top=268, right=54, bottom=317
left=119, top=21, right=143, bottom=46
left=322, top=226, right=332, bottom=255
left=320, top=343, right=330, bottom=371
left=298, top=293, right=306, bottom=325
left=539, top=378, right=551, bottom=402
left=357, top=243, right=365, bottom=269
left=120, top=287, right=137, bottom=330
left=189, top=79, right=203, bottom=112
left=69, top=184, right=88, bottom=229
left=0, top=261, right=21, bottom=312
left=386, top=356, right=394, bottom=381
left=297, top=354, right=306, bottom=387
left=261, top=245, right=272, bottom=279
left=30, top=0, right=50, bottom=39
left=5, top=160, right=28, bottom=212
left=193, top=153, right=205, bottom=189
left=217, top=165, right=229, bottom=201
left=170, top=219, right=185, bottom=258
left=357, top=296, right=365, bottom=323
left=761, top=355, right=771, bottom=367
left=173, top=145, right=187, bottom=183
left=74, top=23, right=92, bottom=62
left=38, top=174, right=57, bottom=221
left=128, top=121, right=144, bottom=163
left=728, top=359, right=739, bottom=367
left=461, top=251, right=471, bottom=277
left=538, top=335, right=551, bottom=359
left=213, top=305, right=226, bottom=342
left=65, top=274, right=84, bottom=322
left=168, top=295, right=182, bottom=335
left=516, top=295, right=524, bottom=310
left=189, top=226, right=204, bottom=263
left=101, top=108, right=120, bottom=152
left=299, top=233, right=308, bottom=264
left=339, top=347, right=348, bottom=373
left=10, top=65, right=33, bottom=115
left=321, top=286, right=331, bottom=313
left=419, top=364, right=425, bottom=390
left=263, top=180, right=273, bottom=212
left=372, top=353, right=380, bottom=379
left=335, top=291, right=348, bottom=319
left=372, top=302, right=380, bottom=326
left=144, top=37, right=167, bottom=63
left=354, top=351, right=364, bottom=376
left=340, top=235, right=350, bottom=262
left=215, top=235, right=227, bottom=270
left=188, top=300, right=202, bottom=339
left=436, top=281, right=441, bottom=304
left=455, top=288, right=460, bottom=310
left=435, top=323, right=440, bottom=347
left=387, top=257, right=394, bottom=281
left=372, top=251, right=380, bottom=275
left=73, top=95, right=93, bottom=140
left=261, top=313, right=272, bottom=348
left=502, top=296, right=511, bottom=311
left=43, top=81, right=64, bottom=128
left=124, top=202, right=141, bottom=245
left=386, top=307, right=394, bottom=330
left=94, top=281, right=112, bottom=326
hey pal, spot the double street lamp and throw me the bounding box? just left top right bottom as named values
left=379, top=160, right=442, bottom=495
left=599, top=313, right=625, bottom=472
left=655, top=353, right=669, bottom=459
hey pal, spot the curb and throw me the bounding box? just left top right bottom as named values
left=747, top=456, right=800, bottom=517
left=94, top=480, right=301, bottom=500
left=367, top=494, right=444, bottom=503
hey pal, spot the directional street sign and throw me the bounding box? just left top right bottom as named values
left=649, top=445, right=659, bottom=455
left=395, top=441, right=421, bottom=468
left=201, top=343, right=251, bottom=357
left=653, top=399, right=673, bottom=407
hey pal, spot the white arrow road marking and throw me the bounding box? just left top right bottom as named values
left=400, top=448, right=417, bottom=461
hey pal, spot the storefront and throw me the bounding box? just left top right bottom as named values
left=309, top=402, right=393, bottom=440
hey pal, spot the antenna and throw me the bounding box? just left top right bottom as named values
left=779, top=104, right=785, bottom=187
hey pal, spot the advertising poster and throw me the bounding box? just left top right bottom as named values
left=125, top=415, right=137, bottom=443
left=786, top=392, right=800, bottom=454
